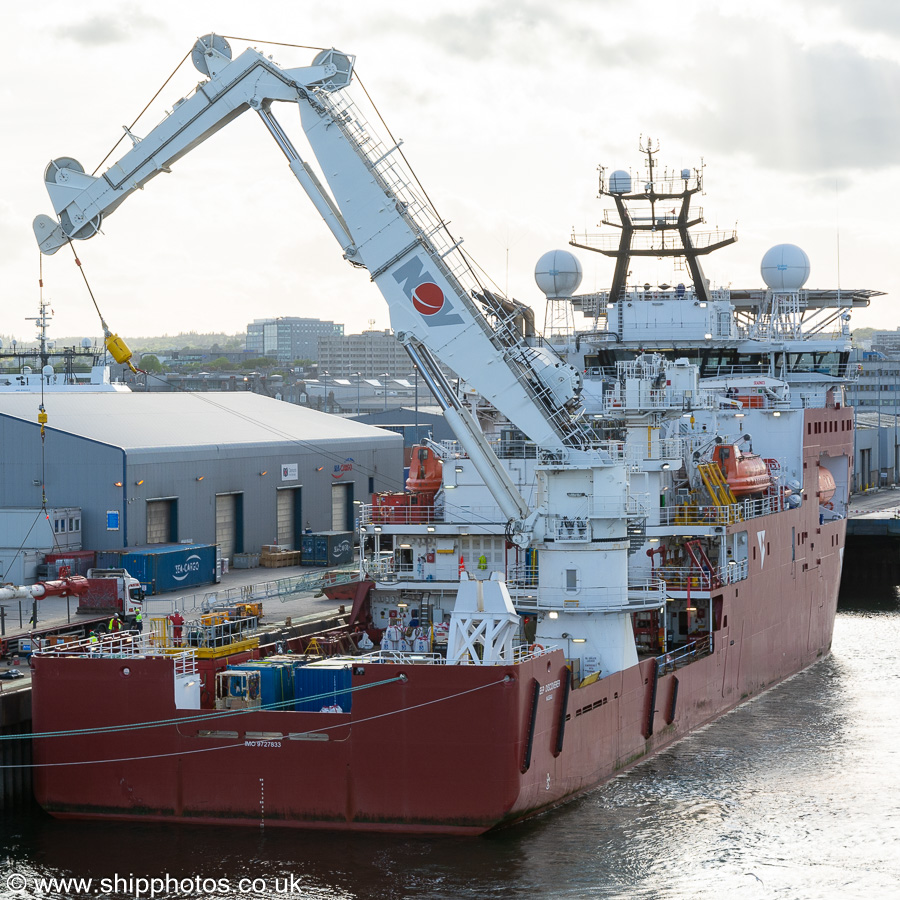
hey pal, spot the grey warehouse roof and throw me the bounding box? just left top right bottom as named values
left=0, top=391, right=399, bottom=451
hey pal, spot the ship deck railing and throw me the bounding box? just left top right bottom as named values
left=34, top=631, right=199, bottom=674
left=507, top=571, right=667, bottom=610
left=430, top=437, right=538, bottom=461
left=656, top=634, right=714, bottom=675
left=359, top=503, right=504, bottom=527
left=360, top=642, right=551, bottom=666
left=657, top=491, right=785, bottom=527
left=145, top=567, right=357, bottom=614
left=653, top=559, right=749, bottom=591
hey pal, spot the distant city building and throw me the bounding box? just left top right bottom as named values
left=246, top=318, right=343, bottom=363
left=870, top=329, right=900, bottom=359
left=848, top=356, right=900, bottom=414
left=317, top=328, right=413, bottom=378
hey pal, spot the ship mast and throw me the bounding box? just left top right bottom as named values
left=25, top=299, right=53, bottom=369
left=570, top=137, right=737, bottom=303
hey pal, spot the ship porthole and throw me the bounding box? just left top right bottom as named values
left=121, top=666, right=131, bottom=676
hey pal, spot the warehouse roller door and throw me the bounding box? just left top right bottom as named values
left=276, top=487, right=301, bottom=549
left=146, top=499, right=176, bottom=544
left=216, top=493, right=243, bottom=564
left=331, top=482, right=353, bottom=532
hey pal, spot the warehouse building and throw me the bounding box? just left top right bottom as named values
left=0, top=393, right=403, bottom=562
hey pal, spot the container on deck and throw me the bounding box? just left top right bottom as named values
left=294, top=661, right=353, bottom=712
left=231, top=661, right=295, bottom=709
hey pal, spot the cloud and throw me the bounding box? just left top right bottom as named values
left=52, top=6, right=165, bottom=46
left=665, top=22, right=900, bottom=172
left=830, top=0, right=900, bottom=35
left=354, top=0, right=624, bottom=63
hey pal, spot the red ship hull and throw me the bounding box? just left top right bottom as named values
left=30, top=410, right=847, bottom=833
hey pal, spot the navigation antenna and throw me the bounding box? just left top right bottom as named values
left=570, top=139, right=736, bottom=305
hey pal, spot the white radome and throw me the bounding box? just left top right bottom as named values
left=535, top=250, right=583, bottom=298
left=609, top=170, right=632, bottom=194
left=760, top=243, right=811, bottom=291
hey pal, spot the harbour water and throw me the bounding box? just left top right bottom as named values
left=2, top=595, right=897, bottom=900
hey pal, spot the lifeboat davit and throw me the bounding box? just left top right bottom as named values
left=817, top=465, right=836, bottom=506
left=712, top=444, right=772, bottom=497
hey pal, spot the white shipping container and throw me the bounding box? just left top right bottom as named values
left=0, top=549, right=43, bottom=585
left=0, top=507, right=82, bottom=551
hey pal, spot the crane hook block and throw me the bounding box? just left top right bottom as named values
left=105, top=332, right=133, bottom=366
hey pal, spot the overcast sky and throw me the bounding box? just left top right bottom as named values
left=3, top=0, right=898, bottom=344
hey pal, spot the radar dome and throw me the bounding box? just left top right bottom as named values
left=761, top=243, right=810, bottom=291
left=535, top=250, right=583, bottom=298
left=609, top=170, right=632, bottom=194
left=81, top=338, right=92, bottom=349
left=42, top=365, right=54, bottom=377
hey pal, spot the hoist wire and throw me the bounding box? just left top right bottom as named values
left=65, top=239, right=106, bottom=329
left=0, top=675, right=406, bottom=742
left=0, top=676, right=509, bottom=769
left=220, top=36, right=327, bottom=52
left=115, top=372, right=505, bottom=526
left=38, top=38, right=515, bottom=523
left=91, top=48, right=193, bottom=177
left=352, top=70, right=496, bottom=299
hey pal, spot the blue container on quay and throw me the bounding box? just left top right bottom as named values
left=294, top=664, right=353, bottom=712
left=96, top=544, right=217, bottom=595
left=313, top=532, right=353, bottom=567
left=300, top=533, right=316, bottom=565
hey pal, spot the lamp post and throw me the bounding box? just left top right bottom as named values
left=354, top=372, right=361, bottom=416
left=380, top=372, right=389, bottom=412
left=891, top=364, right=900, bottom=484
left=321, top=371, right=330, bottom=413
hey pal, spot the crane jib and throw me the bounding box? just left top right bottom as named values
left=391, top=256, right=463, bottom=327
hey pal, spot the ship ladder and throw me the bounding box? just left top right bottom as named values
left=684, top=539, right=722, bottom=591
left=696, top=462, right=738, bottom=508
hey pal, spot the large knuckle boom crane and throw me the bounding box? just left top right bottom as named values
left=34, top=35, right=647, bottom=675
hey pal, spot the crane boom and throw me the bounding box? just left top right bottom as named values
left=34, top=35, right=584, bottom=456
left=33, top=35, right=646, bottom=678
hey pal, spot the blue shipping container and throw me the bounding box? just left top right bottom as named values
left=300, top=533, right=316, bottom=565
left=95, top=550, right=124, bottom=570
left=97, top=544, right=217, bottom=595
left=312, top=532, right=353, bottom=567
left=232, top=662, right=294, bottom=708
left=294, top=664, right=353, bottom=712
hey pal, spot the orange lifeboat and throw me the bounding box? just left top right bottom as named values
left=817, top=465, right=836, bottom=506
left=712, top=444, right=772, bottom=497
left=406, top=445, right=443, bottom=493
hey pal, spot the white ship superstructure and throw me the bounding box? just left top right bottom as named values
left=356, top=140, right=872, bottom=679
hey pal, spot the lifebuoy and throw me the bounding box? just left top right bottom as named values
left=530, top=643, right=544, bottom=653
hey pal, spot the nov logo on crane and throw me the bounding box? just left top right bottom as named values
left=392, top=256, right=463, bottom=326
